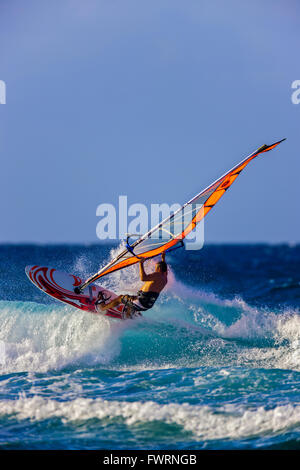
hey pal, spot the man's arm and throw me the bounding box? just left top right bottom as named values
left=139, top=259, right=156, bottom=282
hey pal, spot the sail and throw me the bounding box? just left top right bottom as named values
left=78, top=139, right=285, bottom=291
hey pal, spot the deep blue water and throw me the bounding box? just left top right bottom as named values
left=0, top=243, right=300, bottom=449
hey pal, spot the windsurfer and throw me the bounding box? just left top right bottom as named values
left=95, top=253, right=168, bottom=318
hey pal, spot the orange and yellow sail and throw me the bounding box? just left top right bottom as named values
left=78, top=139, right=285, bottom=292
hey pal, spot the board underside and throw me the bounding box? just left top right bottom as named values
left=25, top=265, right=125, bottom=320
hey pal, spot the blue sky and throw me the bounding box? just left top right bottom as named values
left=0, top=0, right=299, bottom=243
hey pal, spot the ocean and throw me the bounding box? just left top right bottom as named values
left=0, top=243, right=299, bottom=450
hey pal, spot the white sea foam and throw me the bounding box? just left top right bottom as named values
left=0, top=395, right=299, bottom=442
left=1, top=264, right=300, bottom=374
left=0, top=301, right=124, bottom=374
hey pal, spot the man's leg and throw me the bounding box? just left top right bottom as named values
left=97, top=294, right=123, bottom=312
